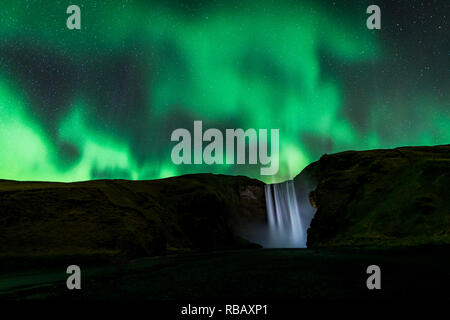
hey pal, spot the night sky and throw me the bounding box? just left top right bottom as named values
left=0, top=0, right=448, bottom=183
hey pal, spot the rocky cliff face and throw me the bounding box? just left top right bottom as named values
left=0, top=174, right=266, bottom=264
left=1, top=145, right=448, bottom=266
left=295, top=145, right=450, bottom=248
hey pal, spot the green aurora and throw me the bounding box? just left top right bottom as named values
left=0, top=0, right=448, bottom=183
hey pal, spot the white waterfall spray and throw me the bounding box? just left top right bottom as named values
left=264, top=180, right=306, bottom=248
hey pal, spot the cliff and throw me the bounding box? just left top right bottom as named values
left=1, top=145, right=449, bottom=268
left=296, top=145, right=450, bottom=248
left=0, top=174, right=266, bottom=266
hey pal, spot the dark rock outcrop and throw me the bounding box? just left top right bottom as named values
left=296, top=145, right=450, bottom=248
left=0, top=174, right=266, bottom=264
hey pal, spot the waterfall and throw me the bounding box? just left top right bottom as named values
left=264, top=180, right=307, bottom=248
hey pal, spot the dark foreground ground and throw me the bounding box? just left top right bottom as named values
left=0, top=247, right=448, bottom=301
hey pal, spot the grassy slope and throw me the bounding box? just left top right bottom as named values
left=298, top=145, right=450, bottom=248
left=0, top=174, right=265, bottom=267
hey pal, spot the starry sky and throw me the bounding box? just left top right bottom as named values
left=0, top=0, right=448, bottom=183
